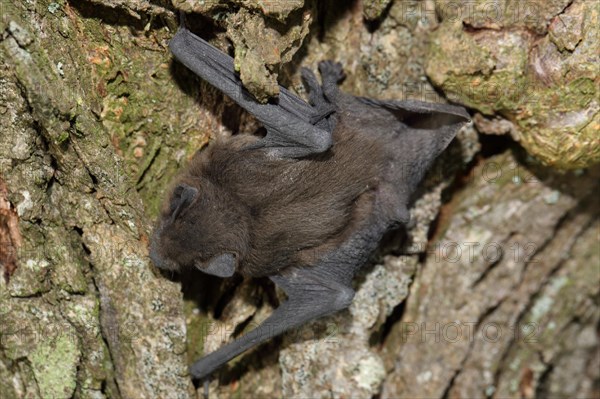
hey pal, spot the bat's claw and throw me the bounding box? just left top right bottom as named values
left=178, top=11, right=187, bottom=29
left=300, top=67, right=320, bottom=96
left=190, top=361, right=212, bottom=398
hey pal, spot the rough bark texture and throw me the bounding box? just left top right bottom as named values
left=1, top=1, right=598, bottom=399
left=426, top=0, right=599, bottom=169
left=382, top=152, right=600, bottom=399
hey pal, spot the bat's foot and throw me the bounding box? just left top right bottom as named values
left=318, top=61, right=345, bottom=103
left=318, top=61, right=345, bottom=85
left=300, top=67, right=321, bottom=99
left=300, top=67, right=336, bottom=126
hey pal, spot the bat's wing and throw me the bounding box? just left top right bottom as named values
left=169, top=27, right=334, bottom=158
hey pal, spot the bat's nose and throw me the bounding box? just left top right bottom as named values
left=149, top=242, right=180, bottom=271
left=149, top=243, right=164, bottom=268
left=148, top=228, right=179, bottom=271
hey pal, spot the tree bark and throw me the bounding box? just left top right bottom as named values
left=1, top=1, right=598, bottom=399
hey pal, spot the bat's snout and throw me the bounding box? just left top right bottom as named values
left=149, top=245, right=180, bottom=272
left=149, top=226, right=180, bottom=271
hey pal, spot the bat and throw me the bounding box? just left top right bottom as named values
left=150, top=20, right=470, bottom=383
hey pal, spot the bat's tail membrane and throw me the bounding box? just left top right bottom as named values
left=355, top=97, right=470, bottom=200
left=169, top=27, right=334, bottom=158
left=389, top=99, right=470, bottom=162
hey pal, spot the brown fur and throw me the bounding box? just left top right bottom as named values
left=156, top=119, right=388, bottom=277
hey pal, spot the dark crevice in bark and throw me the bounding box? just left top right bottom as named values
left=441, top=301, right=508, bottom=399
left=555, top=0, right=576, bottom=21
left=207, top=277, right=243, bottom=320
left=93, top=278, right=123, bottom=399
left=516, top=209, right=572, bottom=285
left=135, top=146, right=161, bottom=187
left=364, top=0, right=394, bottom=33
left=428, top=134, right=514, bottom=243
left=477, top=133, right=513, bottom=159
left=319, top=0, right=358, bottom=41
left=72, top=226, right=91, bottom=256
left=316, top=0, right=329, bottom=42
left=521, top=194, right=596, bottom=291
left=491, top=211, right=596, bottom=395
left=377, top=292, right=407, bottom=347
left=440, top=300, right=504, bottom=399
left=474, top=299, right=505, bottom=333
left=231, top=314, right=256, bottom=339
left=441, top=366, right=461, bottom=399
left=71, top=225, right=122, bottom=399
left=535, top=359, right=554, bottom=399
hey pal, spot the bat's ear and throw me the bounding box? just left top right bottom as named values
left=170, top=183, right=199, bottom=221
left=195, top=253, right=237, bottom=278
left=360, top=98, right=470, bottom=153
left=397, top=101, right=470, bottom=161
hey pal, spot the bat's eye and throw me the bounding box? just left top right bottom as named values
left=169, top=184, right=199, bottom=221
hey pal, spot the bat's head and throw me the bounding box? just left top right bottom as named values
left=149, top=175, right=250, bottom=278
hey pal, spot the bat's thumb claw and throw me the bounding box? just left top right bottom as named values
left=203, top=378, right=210, bottom=399
left=178, top=11, right=188, bottom=29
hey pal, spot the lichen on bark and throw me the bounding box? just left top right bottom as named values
left=382, top=152, right=599, bottom=398
left=426, top=0, right=599, bottom=169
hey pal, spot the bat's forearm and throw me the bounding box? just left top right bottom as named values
left=190, top=273, right=355, bottom=380
left=169, top=27, right=333, bottom=157
left=190, top=302, right=297, bottom=380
